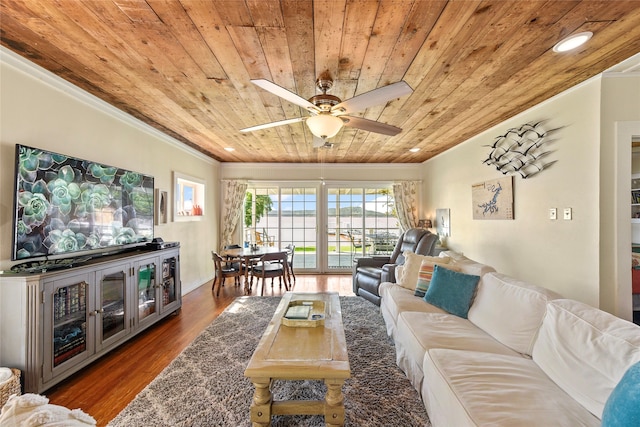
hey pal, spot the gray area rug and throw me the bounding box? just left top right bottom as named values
left=108, top=296, right=430, bottom=426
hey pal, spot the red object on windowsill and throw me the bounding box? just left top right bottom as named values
left=632, top=268, right=640, bottom=295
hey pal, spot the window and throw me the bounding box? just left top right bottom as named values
left=174, top=172, right=205, bottom=221
left=327, top=186, right=400, bottom=269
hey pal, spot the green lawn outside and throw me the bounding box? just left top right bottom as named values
left=296, top=245, right=354, bottom=252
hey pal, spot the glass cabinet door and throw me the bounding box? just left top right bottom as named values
left=100, top=270, right=127, bottom=341
left=52, top=280, right=88, bottom=368
left=161, top=256, right=178, bottom=311
left=632, top=175, right=640, bottom=221
left=43, top=272, right=93, bottom=383
left=137, top=262, right=157, bottom=322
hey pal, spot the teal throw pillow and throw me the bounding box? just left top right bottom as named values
left=602, top=361, right=640, bottom=427
left=423, top=265, right=480, bottom=318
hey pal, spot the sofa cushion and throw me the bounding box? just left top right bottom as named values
left=395, top=311, right=519, bottom=392
left=532, top=299, right=640, bottom=419
left=451, top=257, right=496, bottom=278
left=398, top=252, right=449, bottom=291
left=422, top=349, right=600, bottom=427
left=423, top=265, right=480, bottom=318
left=414, top=260, right=460, bottom=298
left=379, top=282, right=446, bottom=338
left=467, top=272, right=562, bottom=355
left=438, top=250, right=466, bottom=261
left=602, top=360, right=640, bottom=427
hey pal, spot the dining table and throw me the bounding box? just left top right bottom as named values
left=221, top=245, right=285, bottom=294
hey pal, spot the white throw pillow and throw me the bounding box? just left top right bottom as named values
left=468, top=272, right=562, bottom=355
left=395, top=265, right=404, bottom=282
left=532, top=299, right=640, bottom=419
left=399, top=251, right=450, bottom=291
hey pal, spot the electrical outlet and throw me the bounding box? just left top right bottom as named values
left=549, top=208, right=557, bottom=220
left=563, top=208, right=572, bottom=220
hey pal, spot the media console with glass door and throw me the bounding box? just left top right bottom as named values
left=0, top=246, right=181, bottom=393
left=633, top=174, right=640, bottom=222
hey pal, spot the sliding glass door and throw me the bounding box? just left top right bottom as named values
left=279, top=187, right=317, bottom=270
left=245, top=185, right=318, bottom=272
left=244, top=183, right=399, bottom=273
left=326, top=186, right=400, bottom=272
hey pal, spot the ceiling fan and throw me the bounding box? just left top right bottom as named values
left=240, top=73, right=413, bottom=147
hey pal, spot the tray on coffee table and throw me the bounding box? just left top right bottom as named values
left=282, top=299, right=326, bottom=327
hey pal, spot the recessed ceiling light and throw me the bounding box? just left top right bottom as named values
left=553, top=31, right=593, bottom=53
left=409, top=148, right=420, bottom=153
left=224, top=147, right=235, bottom=152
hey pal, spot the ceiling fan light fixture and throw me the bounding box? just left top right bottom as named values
left=306, top=114, right=343, bottom=139
left=553, top=31, right=592, bottom=53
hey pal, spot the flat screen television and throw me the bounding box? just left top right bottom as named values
left=12, top=144, right=154, bottom=262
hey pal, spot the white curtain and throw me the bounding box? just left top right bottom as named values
left=220, top=180, right=248, bottom=250
left=392, top=181, right=420, bottom=232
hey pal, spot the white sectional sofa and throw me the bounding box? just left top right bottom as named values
left=379, top=250, right=640, bottom=426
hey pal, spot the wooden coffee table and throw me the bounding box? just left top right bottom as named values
left=244, top=292, right=350, bottom=427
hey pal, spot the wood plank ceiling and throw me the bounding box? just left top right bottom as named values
left=1, top=0, right=640, bottom=163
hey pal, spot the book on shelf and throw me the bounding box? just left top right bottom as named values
left=54, top=287, right=68, bottom=321
left=54, top=343, right=86, bottom=366
left=54, top=336, right=86, bottom=356
left=54, top=283, right=88, bottom=320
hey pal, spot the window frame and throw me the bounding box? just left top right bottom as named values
left=173, top=171, right=205, bottom=222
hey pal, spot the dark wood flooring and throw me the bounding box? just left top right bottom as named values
left=45, top=274, right=355, bottom=425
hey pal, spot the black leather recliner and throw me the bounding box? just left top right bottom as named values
left=352, top=228, right=438, bottom=306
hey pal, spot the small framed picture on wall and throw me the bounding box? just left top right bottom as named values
left=155, top=189, right=168, bottom=225
left=436, top=208, right=450, bottom=237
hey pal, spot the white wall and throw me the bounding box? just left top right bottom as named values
left=220, top=162, right=422, bottom=182
left=422, top=78, right=602, bottom=307
left=0, top=48, right=219, bottom=295
left=421, top=71, right=640, bottom=319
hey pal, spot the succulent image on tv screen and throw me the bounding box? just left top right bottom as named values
left=12, top=144, right=154, bottom=260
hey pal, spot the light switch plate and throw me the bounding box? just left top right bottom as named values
left=563, top=208, right=572, bottom=220
left=549, top=208, right=557, bottom=220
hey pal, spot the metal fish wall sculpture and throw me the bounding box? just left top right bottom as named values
left=482, top=121, right=561, bottom=179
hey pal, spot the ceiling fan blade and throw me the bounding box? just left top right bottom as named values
left=240, top=117, right=306, bottom=133
left=251, top=79, right=317, bottom=111
left=332, top=81, right=413, bottom=115
left=341, top=116, right=403, bottom=136
left=312, top=136, right=325, bottom=148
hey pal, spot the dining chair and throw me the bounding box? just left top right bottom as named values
left=284, top=244, right=296, bottom=285
left=251, top=251, right=289, bottom=296
left=211, top=251, right=244, bottom=296
left=223, top=244, right=245, bottom=271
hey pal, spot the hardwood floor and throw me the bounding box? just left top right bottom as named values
left=45, top=274, right=355, bottom=425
